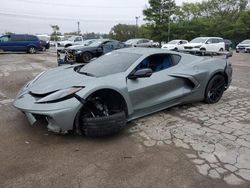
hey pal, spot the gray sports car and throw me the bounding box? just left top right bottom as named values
left=14, top=48, right=233, bottom=136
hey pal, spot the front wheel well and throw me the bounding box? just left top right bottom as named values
left=73, top=89, right=128, bottom=135
left=85, top=89, right=128, bottom=116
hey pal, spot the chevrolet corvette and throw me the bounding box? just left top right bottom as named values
left=14, top=48, right=233, bottom=136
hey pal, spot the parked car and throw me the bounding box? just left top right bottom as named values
left=14, top=48, right=233, bottom=137
left=236, top=39, right=250, bottom=53
left=37, top=35, right=50, bottom=51
left=59, top=39, right=126, bottom=64
left=162, top=40, right=188, bottom=51
left=223, top=39, right=232, bottom=51
left=57, top=36, right=84, bottom=48
left=0, top=34, right=43, bottom=53
left=183, top=37, right=225, bottom=53
left=125, top=38, right=153, bottom=48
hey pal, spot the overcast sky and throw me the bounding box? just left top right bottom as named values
left=0, top=0, right=201, bottom=35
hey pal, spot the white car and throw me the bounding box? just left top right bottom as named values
left=58, top=36, right=84, bottom=48
left=161, top=40, right=188, bottom=51
left=236, top=39, right=250, bottom=53
left=125, top=39, right=153, bottom=48
left=184, top=37, right=225, bottom=52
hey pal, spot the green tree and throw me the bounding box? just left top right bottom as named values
left=50, top=25, right=60, bottom=41
left=143, top=0, right=176, bottom=43
left=109, top=24, right=139, bottom=42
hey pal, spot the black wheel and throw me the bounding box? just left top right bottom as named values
left=236, top=51, right=239, bottom=53
left=42, top=46, right=46, bottom=51
left=77, top=91, right=127, bottom=137
left=82, top=112, right=126, bottom=137
left=205, top=74, right=226, bottom=104
left=82, top=52, right=93, bottom=63
left=219, top=48, right=224, bottom=52
left=200, top=48, right=206, bottom=56
left=28, top=46, right=37, bottom=54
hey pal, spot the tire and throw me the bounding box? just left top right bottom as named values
left=236, top=51, right=239, bottom=53
left=200, top=48, right=206, bottom=56
left=219, top=48, right=224, bottom=52
left=28, top=46, right=37, bottom=54
left=82, top=52, right=93, bottom=63
left=205, top=74, right=226, bottom=104
left=80, top=112, right=127, bottom=137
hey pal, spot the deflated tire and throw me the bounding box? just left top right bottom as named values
left=81, top=111, right=126, bottom=137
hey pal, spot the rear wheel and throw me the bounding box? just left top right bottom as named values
left=82, top=52, right=93, bottom=63
left=219, top=48, right=224, bottom=52
left=28, top=46, right=37, bottom=54
left=205, top=74, right=226, bottom=104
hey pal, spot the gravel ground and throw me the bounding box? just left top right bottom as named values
left=0, top=49, right=250, bottom=188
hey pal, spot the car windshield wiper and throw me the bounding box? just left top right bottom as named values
left=80, top=72, right=95, bottom=77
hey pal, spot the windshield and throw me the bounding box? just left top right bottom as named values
left=190, top=37, right=208, bottom=43
left=168, top=40, right=179, bottom=44
left=87, top=40, right=104, bottom=47
left=67, top=36, right=76, bottom=41
left=240, top=40, right=250, bottom=44
left=79, top=51, right=141, bottom=77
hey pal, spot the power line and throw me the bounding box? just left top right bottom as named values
left=0, top=11, right=136, bottom=23
left=12, top=0, right=143, bottom=9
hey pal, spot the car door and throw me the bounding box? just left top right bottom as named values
left=102, top=41, right=115, bottom=54
left=127, top=53, right=184, bottom=112
left=0, top=35, right=11, bottom=51
left=11, top=35, right=27, bottom=51
left=205, top=38, right=213, bottom=51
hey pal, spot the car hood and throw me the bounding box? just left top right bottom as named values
left=238, top=44, right=250, bottom=47
left=67, top=45, right=98, bottom=51
left=184, top=43, right=203, bottom=47
left=29, top=65, right=93, bottom=94
left=162, top=44, right=176, bottom=48
left=60, top=40, right=72, bottom=44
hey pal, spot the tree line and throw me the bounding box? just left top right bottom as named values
left=110, top=0, right=250, bottom=46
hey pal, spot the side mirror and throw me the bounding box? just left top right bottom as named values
left=128, top=68, right=153, bottom=80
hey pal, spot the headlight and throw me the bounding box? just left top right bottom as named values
left=76, top=50, right=82, bottom=54
left=36, top=87, right=82, bottom=103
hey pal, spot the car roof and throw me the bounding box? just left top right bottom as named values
left=116, top=47, right=180, bottom=56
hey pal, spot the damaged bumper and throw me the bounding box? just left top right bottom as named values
left=13, top=90, right=82, bottom=133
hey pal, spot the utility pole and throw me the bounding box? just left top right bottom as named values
left=135, top=16, right=140, bottom=27
left=168, top=5, right=171, bottom=42
left=77, top=21, right=80, bottom=35
left=135, top=16, right=140, bottom=38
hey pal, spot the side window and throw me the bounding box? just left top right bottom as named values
left=206, top=39, right=212, bottom=44
left=26, top=35, right=37, bottom=41
left=182, top=41, right=188, bottom=44
left=0, top=36, right=10, bottom=42
left=212, top=39, right=219, bottom=43
left=11, top=35, right=25, bottom=41
left=143, top=40, right=149, bottom=43
left=137, top=40, right=143, bottom=44
left=74, top=37, right=82, bottom=42
left=135, top=54, right=177, bottom=73
left=171, top=55, right=181, bottom=65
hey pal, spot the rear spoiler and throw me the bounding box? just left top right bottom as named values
left=178, top=50, right=233, bottom=59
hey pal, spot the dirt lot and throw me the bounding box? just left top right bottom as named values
left=0, top=49, right=250, bottom=188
